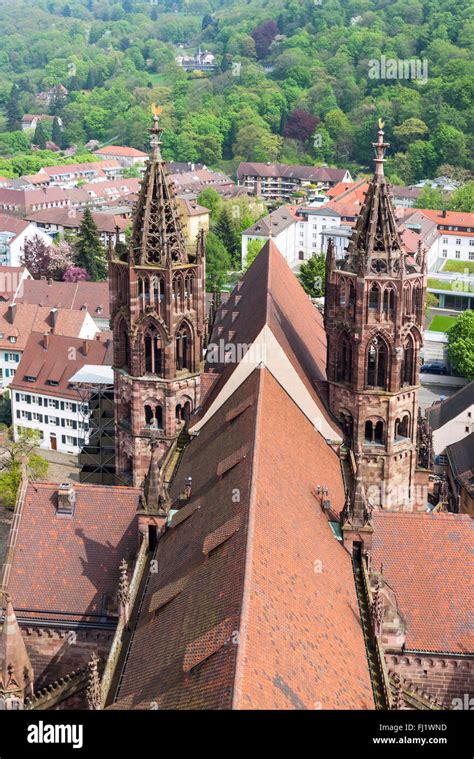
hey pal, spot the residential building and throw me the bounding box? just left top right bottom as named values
left=445, top=431, right=474, bottom=515
left=0, top=187, right=70, bottom=216
left=36, top=83, right=68, bottom=104
left=0, top=301, right=98, bottom=388
left=7, top=278, right=111, bottom=330
left=166, top=167, right=235, bottom=197
left=80, top=178, right=140, bottom=205
left=0, top=215, right=53, bottom=266
left=37, top=160, right=123, bottom=188
left=427, top=381, right=474, bottom=459
left=408, top=209, right=474, bottom=269
left=237, top=161, right=352, bottom=201
left=93, top=146, right=148, bottom=167
left=21, top=114, right=60, bottom=132
left=11, top=331, right=112, bottom=453
left=242, top=205, right=299, bottom=268
left=25, top=208, right=129, bottom=244
left=175, top=49, right=216, bottom=70
left=175, top=197, right=209, bottom=242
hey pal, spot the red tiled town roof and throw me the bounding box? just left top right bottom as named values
left=371, top=511, right=474, bottom=654
left=11, top=331, right=112, bottom=399
left=0, top=302, right=94, bottom=351
left=237, top=162, right=349, bottom=184
left=5, top=482, right=141, bottom=623
left=25, top=207, right=130, bottom=234
left=112, top=368, right=373, bottom=710
left=0, top=215, right=30, bottom=240
left=417, top=209, right=474, bottom=229
left=11, top=278, right=111, bottom=320
left=94, top=146, right=147, bottom=158
left=326, top=179, right=369, bottom=204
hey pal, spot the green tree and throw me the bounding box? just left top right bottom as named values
left=73, top=208, right=108, bottom=281
left=214, top=206, right=240, bottom=267
left=244, top=238, right=265, bottom=271
left=449, top=181, right=474, bottom=213
left=205, top=231, right=231, bottom=293
left=7, top=84, right=22, bottom=132
left=0, top=427, right=48, bottom=509
left=447, top=311, right=474, bottom=380
left=425, top=292, right=439, bottom=314
left=197, top=188, right=222, bottom=220
left=33, top=121, right=48, bottom=149
left=51, top=116, right=63, bottom=147
left=298, top=254, right=326, bottom=297
left=415, top=186, right=447, bottom=210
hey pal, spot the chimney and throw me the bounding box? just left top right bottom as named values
left=49, top=307, right=58, bottom=331
left=83, top=339, right=89, bottom=356
left=183, top=476, right=193, bottom=500
left=43, top=331, right=49, bottom=350
left=57, top=482, right=76, bottom=515
left=7, top=303, right=16, bottom=324
left=47, top=278, right=53, bottom=285
left=442, top=209, right=447, bottom=218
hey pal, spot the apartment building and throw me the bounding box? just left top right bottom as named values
left=11, top=332, right=112, bottom=454
left=237, top=162, right=352, bottom=201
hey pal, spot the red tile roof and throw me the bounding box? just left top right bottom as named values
left=0, top=302, right=93, bottom=351
left=200, top=239, right=337, bottom=435
left=237, top=162, right=348, bottom=184
left=326, top=179, right=369, bottom=204
left=417, top=209, right=474, bottom=228
left=12, top=278, right=110, bottom=320
left=94, top=146, right=147, bottom=158
left=0, top=215, right=30, bottom=240
left=5, top=482, right=141, bottom=623
left=11, top=331, right=112, bottom=399
left=371, top=511, right=474, bottom=654
left=112, top=368, right=373, bottom=710
left=25, top=207, right=130, bottom=234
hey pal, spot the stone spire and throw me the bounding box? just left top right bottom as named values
left=0, top=593, right=34, bottom=701
left=143, top=438, right=171, bottom=515
left=86, top=652, right=101, bottom=710
left=342, top=461, right=372, bottom=530
left=128, top=107, right=188, bottom=267
left=344, top=120, right=415, bottom=277
left=117, top=559, right=131, bottom=628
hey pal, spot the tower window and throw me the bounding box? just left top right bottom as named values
left=368, top=282, right=380, bottom=312
left=383, top=286, right=395, bottom=317
left=144, top=323, right=164, bottom=376
left=401, top=335, right=415, bottom=387
left=176, top=322, right=192, bottom=372
left=366, top=336, right=389, bottom=389
left=337, top=332, right=352, bottom=384
left=364, top=419, right=384, bottom=445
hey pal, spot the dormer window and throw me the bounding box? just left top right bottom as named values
left=9, top=336, right=17, bottom=343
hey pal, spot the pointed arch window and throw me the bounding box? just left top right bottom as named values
left=337, top=332, right=353, bottom=383
left=368, top=282, right=380, bottom=313
left=144, top=323, right=164, bottom=376
left=403, top=283, right=412, bottom=315
left=116, top=318, right=129, bottom=370
left=366, top=335, right=389, bottom=389
left=176, top=322, right=192, bottom=372
left=413, top=285, right=423, bottom=321
left=401, top=333, right=416, bottom=387
left=347, top=280, right=356, bottom=319
left=184, top=273, right=194, bottom=311
left=383, top=285, right=396, bottom=318
left=151, top=276, right=165, bottom=312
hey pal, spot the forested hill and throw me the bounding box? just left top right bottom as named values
left=0, top=0, right=472, bottom=183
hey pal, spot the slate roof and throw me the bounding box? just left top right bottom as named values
left=112, top=368, right=374, bottom=710
left=427, top=381, right=474, bottom=431
left=446, top=431, right=474, bottom=496
left=4, top=482, right=141, bottom=624
left=371, top=511, right=474, bottom=654
left=243, top=205, right=297, bottom=236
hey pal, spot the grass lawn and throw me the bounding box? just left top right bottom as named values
left=442, top=259, right=474, bottom=274
left=427, top=278, right=454, bottom=291
left=429, top=315, right=458, bottom=332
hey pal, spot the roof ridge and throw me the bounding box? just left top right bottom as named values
left=231, top=367, right=264, bottom=710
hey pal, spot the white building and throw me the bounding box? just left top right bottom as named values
left=0, top=216, right=53, bottom=267
left=427, top=382, right=474, bottom=460
left=11, top=331, right=111, bottom=454
left=93, top=146, right=148, bottom=168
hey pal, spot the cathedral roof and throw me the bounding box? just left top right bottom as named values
left=4, top=482, right=141, bottom=624
left=371, top=511, right=473, bottom=654
left=195, top=239, right=341, bottom=441
left=111, top=368, right=374, bottom=710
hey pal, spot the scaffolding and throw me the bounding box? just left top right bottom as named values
left=70, top=365, right=123, bottom=486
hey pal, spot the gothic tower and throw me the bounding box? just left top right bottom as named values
left=109, top=113, right=206, bottom=487
left=324, top=121, right=426, bottom=510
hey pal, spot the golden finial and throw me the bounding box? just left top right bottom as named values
left=378, top=118, right=385, bottom=130
left=151, top=103, right=163, bottom=117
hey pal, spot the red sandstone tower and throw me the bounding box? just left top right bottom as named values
left=109, top=113, right=206, bottom=487
left=324, top=121, right=426, bottom=510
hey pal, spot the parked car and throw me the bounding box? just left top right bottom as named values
left=420, top=363, right=448, bottom=375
